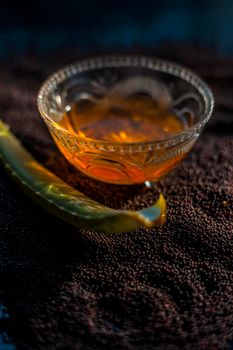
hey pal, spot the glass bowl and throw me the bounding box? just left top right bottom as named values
left=37, top=55, right=214, bottom=185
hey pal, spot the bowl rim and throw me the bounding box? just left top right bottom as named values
left=37, top=54, right=214, bottom=149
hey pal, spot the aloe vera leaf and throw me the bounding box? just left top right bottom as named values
left=0, top=120, right=166, bottom=233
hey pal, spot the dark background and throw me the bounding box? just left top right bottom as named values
left=0, top=0, right=233, bottom=57
left=1, top=1, right=233, bottom=350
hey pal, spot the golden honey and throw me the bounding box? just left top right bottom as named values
left=55, top=95, right=188, bottom=184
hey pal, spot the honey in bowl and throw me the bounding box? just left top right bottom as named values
left=38, top=57, right=213, bottom=185
left=57, top=94, right=189, bottom=184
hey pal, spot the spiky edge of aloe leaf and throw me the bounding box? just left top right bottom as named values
left=0, top=120, right=166, bottom=233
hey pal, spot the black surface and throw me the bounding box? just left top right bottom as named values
left=0, top=47, right=233, bottom=349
